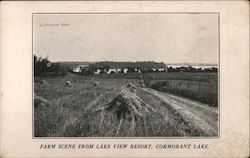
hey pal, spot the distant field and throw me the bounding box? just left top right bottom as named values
left=143, top=72, right=218, bottom=82
left=76, top=72, right=218, bottom=106
left=91, top=72, right=140, bottom=79
left=143, top=72, right=218, bottom=107
left=89, top=72, right=217, bottom=82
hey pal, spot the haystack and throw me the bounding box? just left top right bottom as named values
left=93, top=87, right=155, bottom=136
left=66, top=80, right=72, bottom=87
left=93, top=81, right=99, bottom=86
left=34, top=96, right=51, bottom=108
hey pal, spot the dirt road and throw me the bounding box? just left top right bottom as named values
left=141, top=88, right=218, bottom=137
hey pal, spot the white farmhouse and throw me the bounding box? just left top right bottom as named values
left=73, top=64, right=90, bottom=73
left=123, top=68, right=128, bottom=73
left=152, top=68, right=157, bottom=72
left=106, top=68, right=117, bottom=74
left=93, top=69, right=101, bottom=74
left=73, top=66, right=81, bottom=73
left=158, top=68, right=167, bottom=72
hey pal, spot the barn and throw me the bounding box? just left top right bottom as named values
left=73, top=64, right=89, bottom=73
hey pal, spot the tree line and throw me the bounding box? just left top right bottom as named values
left=34, top=55, right=67, bottom=77
left=88, top=61, right=166, bottom=70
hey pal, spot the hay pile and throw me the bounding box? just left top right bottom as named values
left=40, top=79, right=48, bottom=85
left=93, top=85, right=155, bottom=136
left=66, top=81, right=72, bottom=87
left=105, top=88, right=155, bottom=118
left=34, top=95, right=51, bottom=108
left=93, top=81, right=99, bottom=86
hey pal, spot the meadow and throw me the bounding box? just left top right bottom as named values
left=34, top=74, right=140, bottom=137
left=34, top=73, right=218, bottom=137
left=50, top=72, right=218, bottom=107
left=91, top=72, right=218, bottom=107
left=143, top=72, right=218, bottom=107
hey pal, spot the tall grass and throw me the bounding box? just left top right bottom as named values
left=143, top=72, right=218, bottom=107
left=148, top=80, right=218, bottom=107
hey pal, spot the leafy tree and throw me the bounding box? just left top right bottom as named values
left=34, top=55, right=67, bottom=77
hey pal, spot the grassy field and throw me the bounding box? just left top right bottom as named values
left=88, top=72, right=218, bottom=106
left=90, top=72, right=217, bottom=82
left=143, top=72, right=218, bottom=107
left=91, top=72, right=140, bottom=79
left=143, top=72, right=218, bottom=82
left=34, top=72, right=218, bottom=137
left=34, top=73, right=142, bottom=137
left=60, top=72, right=218, bottom=107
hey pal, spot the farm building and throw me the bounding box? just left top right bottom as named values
left=158, top=68, right=167, bottom=72
left=93, top=67, right=167, bottom=74
left=151, top=68, right=167, bottom=72
left=73, top=66, right=81, bottom=73
left=104, top=68, right=129, bottom=74
left=123, top=68, right=128, bottom=73
left=73, top=64, right=89, bottom=73
left=135, top=68, right=141, bottom=73
left=73, top=61, right=168, bottom=74
left=106, top=68, right=122, bottom=74
left=93, top=69, right=101, bottom=74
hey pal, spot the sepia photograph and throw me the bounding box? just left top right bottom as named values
left=33, top=13, right=219, bottom=137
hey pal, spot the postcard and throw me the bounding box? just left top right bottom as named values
left=0, top=1, right=249, bottom=157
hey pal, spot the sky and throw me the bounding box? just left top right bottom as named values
left=33, top=13, right=218, bottom=64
